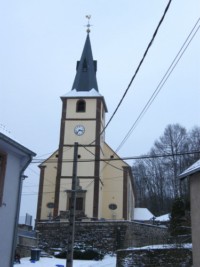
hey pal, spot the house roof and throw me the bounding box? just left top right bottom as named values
left=133, top=208, right=154, bottom=221
left=155, top=213, right=170, bottom=222
left=179, top=159, right=200, bottom=180
left=71, top=33, right=98, bottom=92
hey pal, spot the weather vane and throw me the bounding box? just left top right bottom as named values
left=85, top=15, right=92, bottom=33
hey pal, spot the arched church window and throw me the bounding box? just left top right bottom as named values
left=76, top=100, right=86, bottom=112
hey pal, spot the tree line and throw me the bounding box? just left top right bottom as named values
left=132, top=124, right=200, bottom=216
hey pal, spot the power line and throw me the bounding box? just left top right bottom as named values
left=29, top=1, right=172, bottom=161
left=33, top=146, right=72, bottom=161
left=100, top=0, right=172, bottom=135
left=23, top=181, right=86, bottom=188
left=115, top=18, right=200, bottom=153
left=31, top=150, right=200, bottom=163
left=22, top=181, right=95, bottom=196
left=87, top=0, right=172, bottom=147
left=82, top=145, right=123, bottom=172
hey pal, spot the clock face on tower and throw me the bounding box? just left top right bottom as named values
left=74, top=125, right=85, bottom=136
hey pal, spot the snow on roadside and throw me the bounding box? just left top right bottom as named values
left=16, top=255, right=116, bottom=267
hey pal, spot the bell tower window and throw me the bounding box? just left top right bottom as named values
left=76, top=100, right=86, bottom=113
left=82, top=58, right=88, bottom=72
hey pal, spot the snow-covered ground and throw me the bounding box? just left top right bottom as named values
left=125, top=243, right=192, bottom=251
left=14, top=255, right=116, bottom=267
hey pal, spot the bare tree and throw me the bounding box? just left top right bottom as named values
left=153, top=124, right=188, bottom=197
left=188, top=126, right=200, bottom=162
left=132, top=124, right=200, bottom=215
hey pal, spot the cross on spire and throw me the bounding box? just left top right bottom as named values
left=85, top=15, right=92, bottom=33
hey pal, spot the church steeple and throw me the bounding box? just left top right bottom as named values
left=36, top=26, right=135, bottom=224
left=71, top=33, right=98, bottom=92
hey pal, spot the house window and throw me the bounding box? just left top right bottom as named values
left=76, top=100, right=86, bottom=112
left=0, top=153, right=7, bottom=206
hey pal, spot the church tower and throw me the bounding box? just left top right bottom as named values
left=36, top=32, right=135, bottom=222
left=54, top=33, right=107, bottom=219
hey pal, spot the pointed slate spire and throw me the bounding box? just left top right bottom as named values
left=71, top=34, right=98, bottom=92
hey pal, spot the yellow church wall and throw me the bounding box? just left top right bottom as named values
left=60, top=147, right=73, bottom=177
left=58, top=178, right=70, bottom=212
left=39, top=153, right=58, bottom=220
left=65, top=99, right=97, bottom=119
left=76, top=146, right=96, bottom=177
left=61, top=146, right=96, bottom=177
left=83, top=179, right=94, bottom=218
left=38, top=139, right=134, bottom=221
left=102, top=167, right=124, bottom=220
left=100, top=143, right=128, bottom=220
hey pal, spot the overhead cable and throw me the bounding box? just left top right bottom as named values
left=31, top=150, right=200, bottom=163
left=100, top=0, right=172, bottom=135
left=115, top=18, right=200, bottom=153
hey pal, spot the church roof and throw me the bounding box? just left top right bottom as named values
left=61, top=33, right=108, bottom=112
left=61, top=88, right=108, bottom=112
left=63, top=88, right=102, bottom=98
left=71, top=33, right=98, bottom=92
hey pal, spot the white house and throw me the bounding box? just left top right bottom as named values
left=0, top=129, right=36, bottom=267
left=179, top=159, right=200, bottom=267
left=133, top=208, right=154, bottom=221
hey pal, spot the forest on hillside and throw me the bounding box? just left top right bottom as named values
left=132, top=123, right=200, bottom=216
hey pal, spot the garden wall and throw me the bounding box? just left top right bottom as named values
left=35, top=221, right=169, bottom=253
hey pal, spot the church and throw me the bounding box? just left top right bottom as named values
left=36, top=31, right=135, bottom=222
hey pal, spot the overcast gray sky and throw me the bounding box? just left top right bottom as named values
left=0, top=0, right=199, bottom=221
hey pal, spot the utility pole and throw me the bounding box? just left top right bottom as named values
left=66, top=142, right=78, bottom=267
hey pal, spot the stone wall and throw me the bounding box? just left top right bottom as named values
left=17, top=235, right=38, bottom=257
left=125, top=222, right=169, bottom=248
left=35, top=221, right=169, bottom=253
left=116, top=246, right=192, bottom=267
left=17, top=225, right=39, bottom=257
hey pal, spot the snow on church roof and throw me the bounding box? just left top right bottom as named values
left=179, top=159, right=200, bottom=179
left=62, top=88, right=103, bottom=98
left=61, top=88, right=108, bottom=112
